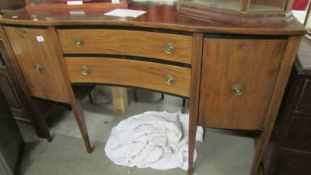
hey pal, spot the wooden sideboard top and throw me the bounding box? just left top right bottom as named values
left=0, top=4, right=306, bottom=35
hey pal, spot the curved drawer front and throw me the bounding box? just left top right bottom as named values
left=58, top=29, right=192, bottom=64
left=65, top=57, right=191, bottom=97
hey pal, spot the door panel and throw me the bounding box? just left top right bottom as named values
left=5, top=27, right=69, bottom=103
left=199, top=38, right=286, bottom=130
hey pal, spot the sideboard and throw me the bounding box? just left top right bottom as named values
left=0, top=5, right=305, bottom=175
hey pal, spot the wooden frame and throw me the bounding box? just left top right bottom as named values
left=25, top=0, right=131, bottom=12
left=177, top=0, right=295, bottom=25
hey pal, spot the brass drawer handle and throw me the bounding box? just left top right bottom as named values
left=166, top=74, right=175, bottom=85
left=164, top=42, right=175, bottom=55
left=74, top=36, right=84, bottom=47
left=232, top=84, right=244, bottom=96
left=81, top=65, right=90, bottom=76
left=34, top=64, right=43, bottom=72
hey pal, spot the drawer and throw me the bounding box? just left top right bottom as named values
left=58, top=29, right=192, bottom=64
left=65, top=57, right=191, bottom=97
left=296, top=79, right=311, bottom=115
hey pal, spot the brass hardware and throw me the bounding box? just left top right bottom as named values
left=74, top=36, right=84, bottom=47
left=240, top=42, right=247, bottom=49
left=164, top=42, right=175, bottom=54
left=81, top=66, right=90, bottom=76
left=166, top=74, right=175, bottom=85
left=34, top=64, right=43, bottom=72
left=231, top=84, right=244, bottom=96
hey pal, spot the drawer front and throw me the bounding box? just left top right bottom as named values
left=58, top=29, right=192, bottom=64
left=65, top=57, right=191, bottom=97
left=199, top=38, right=286, bottom=130
left=296, top=79, right=311, bottom=115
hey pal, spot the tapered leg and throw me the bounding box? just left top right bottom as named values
left=23, top=96, right=53, bottom=142
left=250, top=131, right=268, bottom=175
left=188, top=120, right=197, bottom=174
left=188, top=33, right=204, bottom=175
left=182, top=98, right=186, bottom=114
left=71, top=99, right=92, bottom=153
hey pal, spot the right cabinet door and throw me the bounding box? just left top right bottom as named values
left=199, top=38, right=286, bottom=130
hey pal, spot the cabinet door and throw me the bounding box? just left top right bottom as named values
left=4, top=27, right=69, bottom=103
left=199, top=38, right=286, bottom=130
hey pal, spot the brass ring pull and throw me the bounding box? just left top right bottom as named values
left=81, top=65, right=90, bottom=76
left=34, top=64, right=43, bottom=72
left=166, top=74, right=175, bottom=85
left=164, top=42, right=175, bottom=55
left=231, top=84, right=244, bottom=96
left=74, top=36, right=84, bottom=47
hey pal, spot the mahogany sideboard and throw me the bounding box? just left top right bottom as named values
left=0, top=5, right=305, bottom=175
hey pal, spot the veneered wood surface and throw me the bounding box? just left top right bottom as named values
left=0, top=26, right=51, bottom=139
left=58, top=29, right=192, bottom=64
left=188, top=33, right=203, bottom=174
left=4, top=26, right=70, bottom=103
left=65, top=57, right=191, bottom=97
left=0, top=5, right=305, bottom=35
left=199, top=38, right=286, bottom=130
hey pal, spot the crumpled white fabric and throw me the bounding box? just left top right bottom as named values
left=104, top=111, right=204, bottom=170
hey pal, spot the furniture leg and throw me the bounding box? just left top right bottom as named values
left=70, top=98, right=92, bottom=153
left=112, top=87, right=128, bottom=113
left=160, top=93, right=165, bottom=101
left=182, top=98, right=186, bottom=114
left=250, top=36, right=302, bottom=175
left=188, top=33, right=204, bottom=175
left=133, top=89, right=138, bottom=102
left=88, top=92, right=94, bottom=104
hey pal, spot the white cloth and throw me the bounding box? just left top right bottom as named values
left=104, top=111, right=204, bottom=170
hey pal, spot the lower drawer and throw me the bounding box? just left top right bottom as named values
left=65, top=57, right=191, bottom=97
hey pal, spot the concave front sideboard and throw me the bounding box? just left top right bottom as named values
left=0, top=5, right=305, bottom=175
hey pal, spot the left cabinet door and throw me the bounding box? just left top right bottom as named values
left=4, top=27, right=69, bottom=103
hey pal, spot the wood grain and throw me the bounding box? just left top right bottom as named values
left=250, top=36, right=302, bottom=175
left=112, top=87, right=128, bottom=113
left=58, top=29, right=193, bottom=64
left=188, top=33, right=203, bottom=174
left=0, top=26, right=52, bottom=140
left=65, top=57, right=191, bottom=97
left=199, top=38, right=286, bottom=130
left=4, top=26, right=70, bottom=103
left=51, top=27, right=93, bottom=153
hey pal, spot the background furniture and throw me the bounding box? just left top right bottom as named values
left=0, top=80, right=24, bottom=175
left=0, top=4, right=304, bottom=175
left=263, top=37, right=311, bottom=175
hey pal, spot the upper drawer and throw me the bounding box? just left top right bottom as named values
left=58, top=29, right=193, bottom=64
